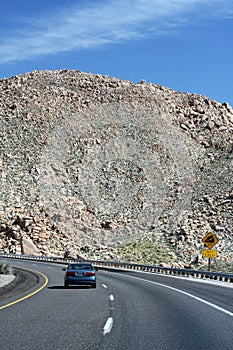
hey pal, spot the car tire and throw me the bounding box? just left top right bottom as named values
left=91, top=283, right=96, bottom=288
left=64, top=281, right=69, bottom=288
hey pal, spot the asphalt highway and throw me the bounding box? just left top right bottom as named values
left=0, top=259, right=232, bottom=350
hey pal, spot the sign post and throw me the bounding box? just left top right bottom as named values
left=201, top=232, right=219, bottom=271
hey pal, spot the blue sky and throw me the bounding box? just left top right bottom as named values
left=0, top=0, right=232, bottom=106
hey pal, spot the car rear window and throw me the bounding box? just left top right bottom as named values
left=68, top=264, right=93, bottom=270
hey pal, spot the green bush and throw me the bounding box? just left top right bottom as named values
left=117, top=238, right=177, bottom=265
left=0, top=261, right=13, bottom=275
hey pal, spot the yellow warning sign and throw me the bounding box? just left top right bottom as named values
left=202, top=249, right=218, bottom=258
left=202, top=232, right=219, bottom=249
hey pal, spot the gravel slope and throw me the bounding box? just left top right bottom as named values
left=0, top=70, right=232, bottom=270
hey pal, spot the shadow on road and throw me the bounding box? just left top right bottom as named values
left=48, top=285, right=94, bottom=290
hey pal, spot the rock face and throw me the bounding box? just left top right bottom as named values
left=0, top=70, right=232, bottom=269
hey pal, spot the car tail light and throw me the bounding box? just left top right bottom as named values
left=66, top=271, right=76, bottom=276
left=85, top=271, right=95, bottom=277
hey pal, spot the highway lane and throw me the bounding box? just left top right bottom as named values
left=0, top=259, right=232, bottom=350
left=0, top=259, right=111, bottom=349
left=100, top=270, right=233, bottom=349
left=108, top=268, right=233, bottom=314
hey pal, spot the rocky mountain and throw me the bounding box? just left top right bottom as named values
left=0, top=70, right=232, bottom=271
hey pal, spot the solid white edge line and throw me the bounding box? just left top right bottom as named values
left=103, top=317, right=113, bottom=335
left=101, top=267, right=233, bottom=288
left=116, top=273, right=233, bottom=318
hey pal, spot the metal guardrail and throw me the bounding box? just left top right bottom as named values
left=1, top=252, right=233, bottom=283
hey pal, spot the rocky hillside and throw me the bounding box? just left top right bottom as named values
left=0, top=70, right=232, bottom=271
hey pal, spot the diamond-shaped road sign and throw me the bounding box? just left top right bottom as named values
left=202, top=232, right=219, bottom=249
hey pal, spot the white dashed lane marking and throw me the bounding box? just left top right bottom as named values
left=101, top=284, right=115, bottom=335
left=103, top=317, right=113, bottom=335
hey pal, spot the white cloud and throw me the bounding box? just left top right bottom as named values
left=0, top=0, right=232, bottom=63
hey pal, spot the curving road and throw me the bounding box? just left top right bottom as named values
left=0, top=259, right=233, bottom=350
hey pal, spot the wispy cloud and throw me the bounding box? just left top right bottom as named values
left=0, top=0, right=232, bottom=64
